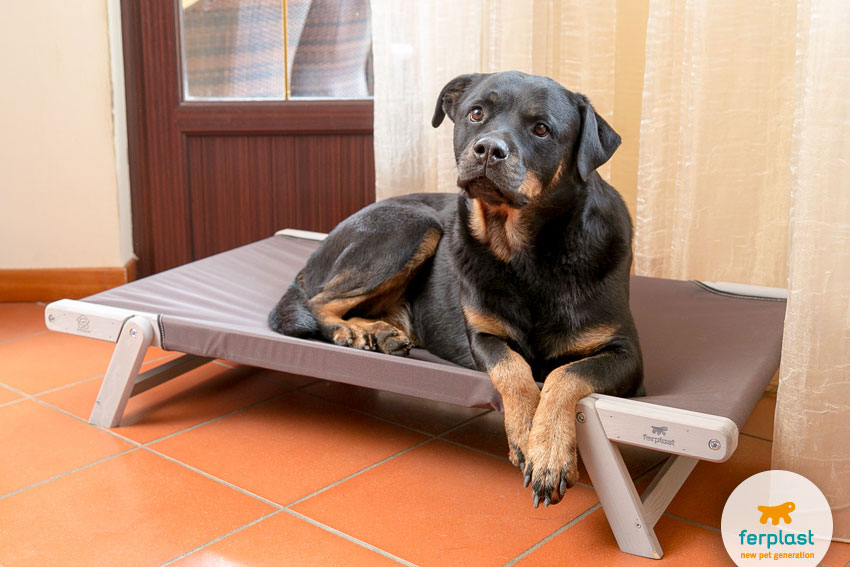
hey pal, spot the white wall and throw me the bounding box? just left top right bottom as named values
left=0, top=0, right=132, bottom=269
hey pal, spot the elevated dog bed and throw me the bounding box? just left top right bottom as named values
left=45, top=230, right=786, bottom=560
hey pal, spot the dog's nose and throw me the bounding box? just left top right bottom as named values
left=473, top=137, right=510, bottom=165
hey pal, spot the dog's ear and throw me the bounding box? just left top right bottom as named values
left=576, top=100, right=621, bottom=181
left=432, top=74, right=481, bottom=128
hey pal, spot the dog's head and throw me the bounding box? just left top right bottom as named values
left=432, top=71, right=620, bottom=208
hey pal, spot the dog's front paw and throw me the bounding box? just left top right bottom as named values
left=501, top=384, right=540, bottom=472
left=523, top=413, right=579, bottom=508
left=507, top=428, right=530, bottom=472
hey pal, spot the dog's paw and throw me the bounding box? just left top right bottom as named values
left=523, top=416, right=579, bottom=508
left=331, top=323, right=357, bottom=347
left=332, top=320, right=412, bottom=356
left=501, top=385, right=540, bottom=472
left=507, top=430, right=531, bottom=472
left=371, top=324, right=413, bottom=356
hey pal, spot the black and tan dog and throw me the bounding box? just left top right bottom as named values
left=269, top=71, right=643, bottom=507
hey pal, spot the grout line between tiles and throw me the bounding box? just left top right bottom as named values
left=2, top=373, right=418, bottom=567
left=0, top=330, right=49, bottom=346
left=158, top=509, right=284, bottom=566
left=437, top=437, right=510, bottom=462
left=130, top=370, right=326, bottom=447
left=284, top=509, right=420, bottom=567
left=434, top=409, right=496, bottom=437
left=137, top=390, right=297, bottom=447
left=740, top=431, right=773, bottom=443
left=145, top=443, right=422, bottom=567
left=298, top=387, right=460, bottom=439
left=284, top=438, right=434, bottom=507
left=4, top=351, right=180, bottom=400
left=0, top=387, right=151, bottom=501
left=663, top=512, right=722, bottom=534
left=0, top=447, right=140, bottom=502
left=0, top=397, right=26, bottom=409
left=0, top=381, right=130, bottom=440
left=142, top=446, right=285, bottom=510
left=502, top=502, right=602, bottom=566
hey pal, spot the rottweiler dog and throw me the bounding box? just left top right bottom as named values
left=269, top=71, right=643, bottom=507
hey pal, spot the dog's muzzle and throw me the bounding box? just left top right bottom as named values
left=458, top=175, right=530, bottom=208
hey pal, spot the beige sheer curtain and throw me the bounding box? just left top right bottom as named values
left=634, top=1, right=795, bottom=286
left=370, top=0, right=634, bottom=202
left=371, top=0, right=849, bottom=538
left=635, top=0, right=849, bottom=539
left=773, top=0, right=850, bottom=540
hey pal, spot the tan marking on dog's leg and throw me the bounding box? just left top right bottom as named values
left=311, top=228, right=440, bottom=352
left=525, top=367, right=594, bottom=506
left=489, top=349, right=541, bottom=469
left=405, top=227, right=442, bottom=270
left=462, top=306, right=514, bottom=340
left=546, top=324, right=620, bottom=358
left=310, top=296, right=367, bottom=346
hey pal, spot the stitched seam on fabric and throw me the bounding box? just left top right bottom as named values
left=157, top=314, right=168, bottom=350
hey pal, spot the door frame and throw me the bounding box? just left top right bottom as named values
left=121, top=0, right=374, bottom=276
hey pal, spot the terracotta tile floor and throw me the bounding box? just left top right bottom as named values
left=1, top=302, right=847, bottom=567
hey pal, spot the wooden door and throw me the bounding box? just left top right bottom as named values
left=121, top=1, right=375, bottom=276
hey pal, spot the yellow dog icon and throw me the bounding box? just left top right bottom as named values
left=757, top=501, right=795, bottom=525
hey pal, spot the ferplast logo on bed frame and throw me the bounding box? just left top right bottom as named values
left=721, top=470, right=833, bottom=566
left=642, top=424, right=675, bottom=446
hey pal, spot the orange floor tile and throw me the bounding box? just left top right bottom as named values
left=1, top=303, right=848, bottom=566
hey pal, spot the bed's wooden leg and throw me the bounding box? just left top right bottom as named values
left=640, top=454, right=698, bottom=528
left=576, top=396, right=665, bottom=559
left=89, top=316, right=154, bottom=428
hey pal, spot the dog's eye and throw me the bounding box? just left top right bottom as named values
left=469, top=107, right=484, bottom=122
left=533, top=123, right=550, bottom=137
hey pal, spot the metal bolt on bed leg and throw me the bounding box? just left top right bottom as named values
left=576, top=412, right=586, bottom=423
left=708, top=439, right=721, bottom=450
left=129, top=328, right=137, bottom=338
left=48, top=314, right=55, bottom=323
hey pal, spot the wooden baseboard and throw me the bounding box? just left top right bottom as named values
left=0, top=259, right=137, bottom=302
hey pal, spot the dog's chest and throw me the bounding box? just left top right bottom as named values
left=482, top=269, right=590, bottom=344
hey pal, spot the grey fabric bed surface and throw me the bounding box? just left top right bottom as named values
left=85, top=235, right=786, bottom=428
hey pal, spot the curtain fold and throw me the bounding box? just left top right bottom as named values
left=773, top=0, right=850, bottom=540
left=634, top=0, right=795, bottom=286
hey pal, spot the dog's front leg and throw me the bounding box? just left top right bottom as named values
left=468, top=333, right=540, bottom=472
left=523, top=363, right=594, bottom=508
left=525, top=343, right=641, bottom=507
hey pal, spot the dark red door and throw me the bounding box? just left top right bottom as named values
left=122, top=0, right=375, bottom=276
